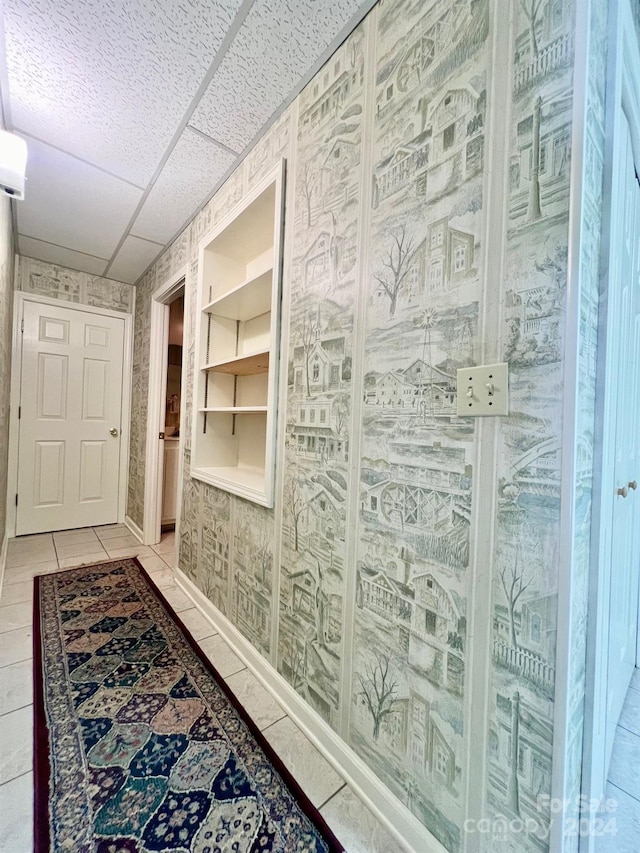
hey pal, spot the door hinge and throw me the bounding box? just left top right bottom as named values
left=159, top=432, right=165, bottom=439
left=15, top=493, right=18, bottom=507
left=20, top=318, right=24, bottom=333
left=18, top=406, right=21, bottom=420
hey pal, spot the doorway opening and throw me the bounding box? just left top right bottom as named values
left=161, top=293, right=184, bottom=534
left=143, top=267, right=187, bottom=547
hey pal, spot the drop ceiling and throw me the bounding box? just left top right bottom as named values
left=0, top=0, right=374, bottom=284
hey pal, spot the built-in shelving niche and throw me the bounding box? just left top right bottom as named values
left=192, top=160, right=286, bottom=507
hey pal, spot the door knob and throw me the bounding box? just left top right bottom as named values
left=109, top=427, right=119, bottom=437
left=618, top=486, right=628, bottom=498
left=629, top=480, right=638, bottom=490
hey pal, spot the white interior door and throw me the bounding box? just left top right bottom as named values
left=603, top=113, right=640, bottom=777
left=16, top=300, right=126, bottom=535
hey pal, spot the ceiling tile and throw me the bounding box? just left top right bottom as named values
left=130, top=127, right=236, bottom=245
left=3, top=0, right=243, bottom=186
left=16, top=136, right=143, bottom=259
left=106, top=235, right=164, bottom=284
left=190, top=0, right=368, bottom=153
left=17, top=235, right=108, bottom=276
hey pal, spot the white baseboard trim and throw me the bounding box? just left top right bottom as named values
left=175, top=567, right=446, bottom=853
left=0, top=531, right=8, bottom=599
left=124, top=516, right=144, bottom=543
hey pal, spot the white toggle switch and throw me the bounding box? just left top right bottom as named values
left=456, top=363, right=509, bottom=416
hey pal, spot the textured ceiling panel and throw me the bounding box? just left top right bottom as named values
left=3, top=0, right=244, bottom=186
left=17, top=136, right=143, bottom=258
left=17, top=235, right=108, bottom=276
left=190, top=0, right=367, bottom=153
left=130, top=127, right=236, bottom=245
left=106, top=234, right=164, bottom=284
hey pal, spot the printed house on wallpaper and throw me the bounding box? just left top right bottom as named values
left=356, top=565, right=465, bottom=696
left=421, top=217, right=476, bottom=295
left=304, top=487, right=345, bottom=544
left=373, top=83, right=485, bottom=208
left=299, top=45, right=365, bottom=132
left=364, top=361, right=457, bottom=416
left=290, top=402, right=348, bottom=463
left=321, top=138, right=360, bottom=189
left=290, top=322, right=350, bottom=394
left=375, top=0, right=488, bottom=117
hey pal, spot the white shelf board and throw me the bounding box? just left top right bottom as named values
left=202, top=269, right=272, bottom=321
left=201, top=350, right=269, bottom=375
left=199, top=406, right=267, bottom=413
left=191, top=464, right=267, bottom=504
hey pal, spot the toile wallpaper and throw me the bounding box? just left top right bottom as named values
left=0, top=196, right=15, bottom=548
left=125, top=1, right=604, bottom=851
left=17, top=256, right=135, bottom=313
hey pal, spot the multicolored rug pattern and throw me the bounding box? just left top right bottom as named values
left=34, top=559, right=343, bottom=852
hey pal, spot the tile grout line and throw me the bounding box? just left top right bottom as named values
left=606, top=779, right=640, bottom=807
left=259, top=716, right=289, bottom=734
left=0, top=769, right=33, bottom=790
left=317, top=782, right=347, bottom=812
left=0, top=656, right=33, bottom=670
left=614, top=719, right=640, bottom=739
left=0, top=701, right=33, bottom=719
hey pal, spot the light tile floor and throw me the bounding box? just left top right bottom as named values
left=0, top=526, right=405, bottom=853
left=597, top=668, right=640, bottom=852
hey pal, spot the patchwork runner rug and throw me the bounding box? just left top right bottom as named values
left=34, top=558, right=343, bottom=852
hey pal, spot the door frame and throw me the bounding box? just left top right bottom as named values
left=581, top=0, right=640, bottom=839
left=142, top=266, right=187, bottom=546
left=5, top=292, right=134, bottom=538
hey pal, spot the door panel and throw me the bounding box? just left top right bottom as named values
left=34, top=441, right=65, bottom=506
left=37, top=353, right=68, bottom=418
left=79, top=441, right=106, bottom=502
left=604, top=113, right=640, bottom=774
left=17, top=301, right=125, bottom=534
left=82, top=359, right=109, bottom=420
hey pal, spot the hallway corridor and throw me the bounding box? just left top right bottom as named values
left=0, top=526, right=403, bottom=853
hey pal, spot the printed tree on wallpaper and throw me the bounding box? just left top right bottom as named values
left=357, top=652, right=398, bottom=740
left=285, top=476, right=308, bottom=553
left=300, top=161, right=320, bottom=227
left=499, top=552, right=533, bottom=650
left=373, top=226, right=415, bottom=317
left=296, top=309, right=319, bottom=399
left=520, top=0, right=545, bottom=57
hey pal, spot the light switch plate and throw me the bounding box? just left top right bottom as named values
left=456, top=363, right=509, bottom=416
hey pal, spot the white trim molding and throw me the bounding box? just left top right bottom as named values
left=0, top=532, right=8, bottom=599
left=142, top=266, right=187, bottom=545
left=124, top=515, right=144, bottom=543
